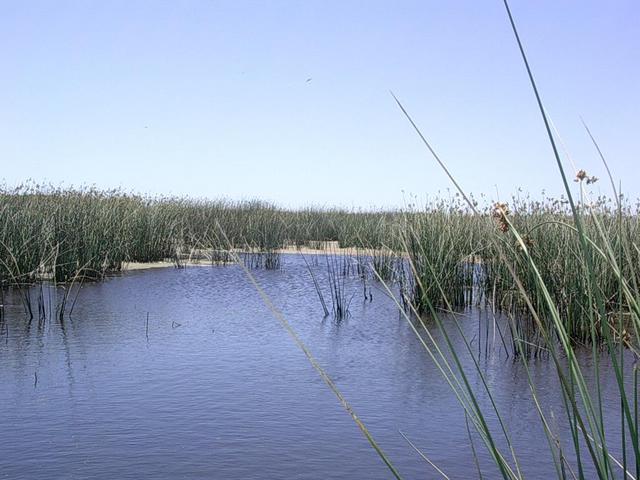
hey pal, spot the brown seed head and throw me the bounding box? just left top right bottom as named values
left=492, top=202, right=510, bottom=233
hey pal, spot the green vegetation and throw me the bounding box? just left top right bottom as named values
left=359, top=1, right=640, bottom=477
left=0, top=183, right=402, bottom=284
left=1, top=182, right=638, bottom=346
left=1, top=2, right=637, bottom=477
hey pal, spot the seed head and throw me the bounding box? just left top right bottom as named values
left=574, top=169, right=599, bottom=184
left=492, top=202, right=510, bottom=233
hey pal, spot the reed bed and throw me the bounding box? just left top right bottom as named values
left=0, top=183, right=404, bottom=283
left=483, top=195, right=640, bottom=348
left=401, top=197, right=485, bottom=311
left=1, top=182, right=638, bottom=349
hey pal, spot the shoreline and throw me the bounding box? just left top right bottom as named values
left=121, top=244, right=397, bottom=272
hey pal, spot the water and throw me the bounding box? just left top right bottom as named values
left=0, top=255, right=634, bottom=479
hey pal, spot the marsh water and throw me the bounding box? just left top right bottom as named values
left=0, top=255, right=633, bottom=479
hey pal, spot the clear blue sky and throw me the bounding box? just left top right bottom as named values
left=1, top=1, right=638, bottom=208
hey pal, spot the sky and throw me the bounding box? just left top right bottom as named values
left=1, top=1, right=638, bottom=208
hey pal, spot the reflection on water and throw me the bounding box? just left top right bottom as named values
left=0, top=255, right=633, bottom=479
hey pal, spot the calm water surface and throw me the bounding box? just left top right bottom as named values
left=0, top=255, right=632, bottom=479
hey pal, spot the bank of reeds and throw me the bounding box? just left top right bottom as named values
left=0, top=183, right=405, bottom=283
left=1, top=182, right=638, bottom=350
left=482, top=195, right=640, bottom=348
left=401, top=198, right=485, bottom=311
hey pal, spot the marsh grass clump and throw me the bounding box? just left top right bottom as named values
left=480, top=195, right=640, bottom=347
left=209, top=249, right=234, bottom=265
left=325, top=251, right=356, bottom=320
left=370, top=247, right=402, bottom=282
left=241, top=249, right=282, bottom=270
left=401, top=199, right=484, bottom=313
